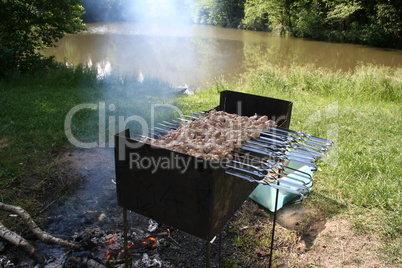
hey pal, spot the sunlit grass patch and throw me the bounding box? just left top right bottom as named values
left=1, top=62, right=401, bottom=266
left=178, top=63, right=402, bottom=266
left=0, top=67, right=184, bottom=206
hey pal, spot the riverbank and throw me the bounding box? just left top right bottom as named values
left=0, top=64, right=401, bottom=266
left=79, top=1, right=402, bottom=49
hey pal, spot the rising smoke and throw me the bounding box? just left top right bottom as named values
left=76, top=0, right=198, bottom=148
left=125, top=0, right=193, bottom=24
left=81, top=0, right=193, bottom=24
left=48, top=2, right=196, bottom=255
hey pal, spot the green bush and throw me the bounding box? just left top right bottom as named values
left=0, top=0, right=85, bottom=77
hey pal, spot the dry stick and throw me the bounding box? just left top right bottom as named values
left=0, top=202, right=79, bottom=248
left=35, top=198, right=58, bottom=216
left=0, top=222, right=45, bottom=264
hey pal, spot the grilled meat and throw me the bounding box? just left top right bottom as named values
left=148, top=110, right=276, bottom=161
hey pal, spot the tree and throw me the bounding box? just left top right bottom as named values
left=81, top=0, right=129, bottom=22
left=241, top=0, right=270, bottom=30
left=326, top=2, right=362, bottom=30
left=361, top=3, right=402, bottom=47
left=242, top=0, right=295, bottom=34
left=192, top=0, right=245, bottom=27
left=0, top=0, right=85, bottom=77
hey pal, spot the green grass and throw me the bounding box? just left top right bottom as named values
left=177, top=63, right=402, bottom=264
left=178, top=64, right=402, bottom=212
left=0, top=62, right=401, bottom=264
left=0, top=66, right=182, bottom=207
left=0, top=66, right=100, bottom=205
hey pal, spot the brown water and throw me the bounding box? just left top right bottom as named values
left=43, top=22, right=402, bottom=88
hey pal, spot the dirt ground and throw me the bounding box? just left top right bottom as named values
left=0, top=147, right=394, bottom=267
left=274, top=208, right=386, bottom=268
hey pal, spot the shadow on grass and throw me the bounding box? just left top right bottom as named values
left=276, top=192, right=347, bottom=249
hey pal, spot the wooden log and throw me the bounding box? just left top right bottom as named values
left=0, top=222, right=45, bottom=265
left=0, top=202, right=78, bottom=248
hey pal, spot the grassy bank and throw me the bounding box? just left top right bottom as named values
left=179, top=64, right=402, bottom=212
left=178, top=64, right=402, bottom=265
left=1, top=63, right=401, bottom=265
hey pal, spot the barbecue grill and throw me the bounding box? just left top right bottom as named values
left=114, top=90, right=331, bottom=267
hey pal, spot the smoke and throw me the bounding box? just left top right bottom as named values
left=84, top=0, right=197, bottom=136
left=81, top=0, right=193, bottom=24
left=125, top=0, right=193, bottom=24
left=44, top=3, right=193, bottom=260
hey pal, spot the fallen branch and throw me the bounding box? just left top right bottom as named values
left=0, top=202, right=78, bottom=248
left=0, top=222, right=45, bottom=265
left=35, top=198, right=58, bottom=216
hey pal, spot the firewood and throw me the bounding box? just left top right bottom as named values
left=0, top=202, right=78, bottom=248
left=0, top=222, right=45, bottom=265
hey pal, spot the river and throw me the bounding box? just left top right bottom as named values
left=43, top=22, right=402, bottom=89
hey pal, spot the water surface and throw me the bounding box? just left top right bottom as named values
left=44, top=22, right=402, bottom=88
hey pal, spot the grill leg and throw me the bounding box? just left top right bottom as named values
left=268, top=188, right=279, bottom=268
left=123, top=208, right=130, bottom=268
left=206, top=240, right=211, bottom=268
left=218, top=231, right=222, bottom=267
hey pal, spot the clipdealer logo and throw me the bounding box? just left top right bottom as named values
left=129, top=152, right=193, bottom=174
left=127, top=151, right=252, bottom=174
left=64, top=101, right=338, bottom=169
left=64, top=102, right=183, bottom=149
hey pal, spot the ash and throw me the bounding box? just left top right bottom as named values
left=34, top=148, right=221, bottom=267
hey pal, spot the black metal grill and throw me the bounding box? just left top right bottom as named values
left=114, top=91, right=299, bottom=240
left=114, top=90, right=333, bottom=267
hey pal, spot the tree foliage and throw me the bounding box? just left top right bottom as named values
left=76, top=0, right=401, bottom=48
left=81, top=0, right=193, bottom=23
left=192, top=0, right=245, bottom=27
left=81, top=0, right=128, bottom=22
left=0, top=0, right=85, bottom=77
left=241, top=0, right=402, bottom=47
left=361, top=3, right=402, bottom=47
left=187, top=0, right=402, bottom=48
left=241, top=0, right=270, bottom=31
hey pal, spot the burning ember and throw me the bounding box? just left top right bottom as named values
left=106, top=235, right=118, bottom=259
left=105, top=233, right=158, bottom=260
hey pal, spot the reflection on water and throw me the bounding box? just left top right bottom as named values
left=43, top=22, right=402, bottom=88
left=87, top=58, right=112, bottom=79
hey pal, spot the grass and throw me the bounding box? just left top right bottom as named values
left=0, top=66, right=182, bottom=208
left=177, top=63, right=402, bottom=265
left=0, top=66, right=100, bottom=206
left=1, top=62, right=401, bottom=265
left=178, top=64, right=402, bottom=212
